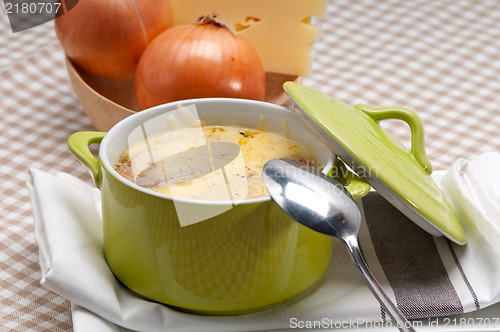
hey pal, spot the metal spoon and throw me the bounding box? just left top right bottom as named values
left=262, top=159, right=415, bottom=332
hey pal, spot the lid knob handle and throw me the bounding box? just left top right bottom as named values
left=355, top=104, right=433, bottom=174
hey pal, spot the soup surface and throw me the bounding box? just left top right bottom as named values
left=115, top=125, right=319, bottom=200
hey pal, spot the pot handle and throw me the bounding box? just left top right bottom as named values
left=355, top=104, right=433, bottom=174
left=327, top=157, right=371, bottom=200
left=68, top=131, right=106, bottom=189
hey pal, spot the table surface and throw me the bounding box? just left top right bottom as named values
left=1, top=1, right=500, bottom=331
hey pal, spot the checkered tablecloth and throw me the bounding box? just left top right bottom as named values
left=1, top=1, right=500, bottom=330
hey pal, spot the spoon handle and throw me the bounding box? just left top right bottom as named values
left=344, top=235, right=416, bottom=332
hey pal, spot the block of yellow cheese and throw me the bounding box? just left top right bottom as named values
left=169, top=0, right=327, bottom=77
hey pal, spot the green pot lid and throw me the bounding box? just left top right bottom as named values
left=284, top=82, right=466, bottom=245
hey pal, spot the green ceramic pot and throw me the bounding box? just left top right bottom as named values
left=68, top=98, right=370, bottom=315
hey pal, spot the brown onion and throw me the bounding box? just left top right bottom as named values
left=135, top=14, right=266, bottom=109
left=55, top=0, right=173, bottom=79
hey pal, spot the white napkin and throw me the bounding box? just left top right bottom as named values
left=440, top=152, right=500, bottom=305
left=26, top=152, right=500, bottom=332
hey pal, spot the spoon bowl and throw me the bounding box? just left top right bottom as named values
left=263, top=159, right=416, bottom=332
left=263, top=158, right=361, bottom=240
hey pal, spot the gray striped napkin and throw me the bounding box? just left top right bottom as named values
left=364, top=192, right=473, bottom=319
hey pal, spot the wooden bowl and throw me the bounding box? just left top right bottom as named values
left=66, top=58, right=301, bottom=131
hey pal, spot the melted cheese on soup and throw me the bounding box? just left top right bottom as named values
left=115, top=125, right=319, bottom=200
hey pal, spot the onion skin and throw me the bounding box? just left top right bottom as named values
left=135, top=18, right=266, bottom=109
left=55, top=0, right=173, bottom=80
